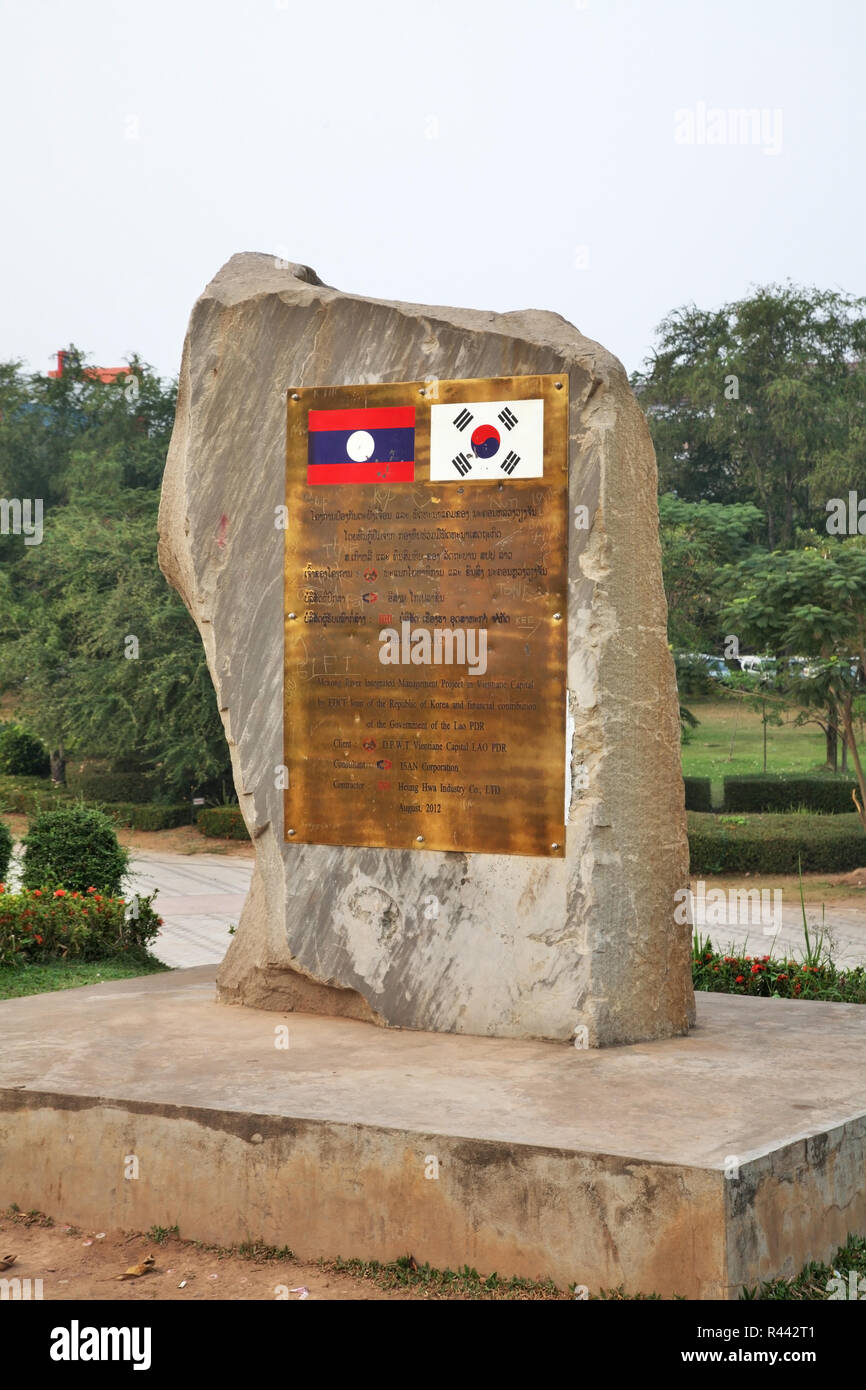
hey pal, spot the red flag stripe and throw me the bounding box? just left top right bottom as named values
left=308, top=406, right=415, bottom=431
left=306, top=461, right=415, bottom=485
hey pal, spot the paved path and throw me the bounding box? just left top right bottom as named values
left=127, top=851, right=253, bottom=968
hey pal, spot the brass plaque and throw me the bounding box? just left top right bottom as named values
left=283, top=374, right=568, bottom=857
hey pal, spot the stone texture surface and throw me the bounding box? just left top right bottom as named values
left=158, top=254, right=692, bottom=1044
left=2, top=972, right=865, bottom=1298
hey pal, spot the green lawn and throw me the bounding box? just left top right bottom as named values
left=681, top=696, right=830, bottom=797
left=0, top=956, right=169, bottom=1000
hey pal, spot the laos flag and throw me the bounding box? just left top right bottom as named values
left=307, top=405, right=415, bottom=484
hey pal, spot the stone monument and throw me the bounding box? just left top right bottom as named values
left=158, top=253, right=692, bottom=1045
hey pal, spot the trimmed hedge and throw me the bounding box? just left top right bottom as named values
left=107, top=803, right=191, bottom=831
left=683, top=776, right=713, bottom=812
left=197, top=806, right=250, bottom=840
left=0, top=775, right=69, bottom=815
left=66, top=769, right=156, bottom=804
left=723, top=774, right=858, bottom=815
left=688, top=811, right=866, bottom=875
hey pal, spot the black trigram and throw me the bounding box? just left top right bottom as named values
left=453, top=408, right=473, bottom=432
left=498, top=406, right=518, bottom=430
left=500, top=450, right=520, bottom=475
left=452, top=452, right=472, bottom=476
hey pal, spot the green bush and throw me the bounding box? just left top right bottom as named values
left=197, top=806, right=250, bottom=840
left=21, top=804, right=130, bottom=894
left=0, top=886, right=162, bottom=968
left=688, top=811, right=866, bottom=874
left=0, top=819, right=13, bottom=883
left=683, top=776, right=713, bottom=812
left=723, top=774, right=858, bottom=815
left=107, top=803, right=190, bottom=831
left=0, top=724, right=50, bottom=777
left=0, top=775, right=70, bottom=815
left=65, top=768, right=157, bottom=804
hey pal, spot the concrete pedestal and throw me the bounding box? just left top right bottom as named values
left=1, top=969, right=864, bottom=1299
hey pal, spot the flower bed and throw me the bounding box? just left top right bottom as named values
left=0, top=885, right=162, bottom=968
left=692, top=937, right=866, bottom=1003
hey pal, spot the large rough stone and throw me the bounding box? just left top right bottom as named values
left=158, top=253, right=692, bottom=1044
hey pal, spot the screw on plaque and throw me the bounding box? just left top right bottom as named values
left=291, top=392, right=300, bottom=400
left=288, top=829, right=296, bottom=837
left=416, top=835, right=425, bottom=843
left=551, top=842, right=560, bottom=851
left=553, top=612, right=562, bottom=620
left=288, top=612, right=297, bottom=620
left=554, top=381, right=563, bottom=390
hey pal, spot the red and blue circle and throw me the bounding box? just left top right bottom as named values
left=470, top=423, right=500, bottom=459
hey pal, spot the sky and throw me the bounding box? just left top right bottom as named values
left=1, top=0, right=863, bottom=382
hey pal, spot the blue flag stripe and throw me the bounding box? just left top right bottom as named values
left=308, top=427, right=415, bottom=468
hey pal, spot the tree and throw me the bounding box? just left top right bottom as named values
left=721, top=542, right=866, bottom=830
left=0, top=351, right=231, bottom=799
left=634, top=286, right=866, bottom=548
left=659, top=494, right=763, bottom=651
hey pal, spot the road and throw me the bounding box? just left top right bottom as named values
left=126, top=851, right=252, bottom=968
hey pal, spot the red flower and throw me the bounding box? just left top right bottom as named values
left=776, top=973, right=788, bottom=981
left=34, top=934, right=43, bottom=945
left=704, top=952, right=713, bottom=961
left=751, top=964, right=761, bottom=975
left=794, top=982, right=802, bottom=993
left=735, top=975, right=745, bottom=984
left=53, top=889, right=66, bottom=898
left=86, top=887, right=96, bottom=894
left=32, top=889, right=42, bottom=897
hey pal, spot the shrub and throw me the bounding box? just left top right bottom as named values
left=107, top=803, right=190, bottom=831
left=683, top=776, right=712, bottom=812
left=0, top=724, right=50, bottom=778
left=688, top=811, right=865, bottom=875
left=21, top=804, right=130, bottom=894
left=65, top=768, right=157, bottom=804
left=0, top=818, right=13, bottom=882
left=723, top=774, right=858, bottom=815
left=197, top=806, right=250, bottom=840
left=0, top=886, right=162, bottom=968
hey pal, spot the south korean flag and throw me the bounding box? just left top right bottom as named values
left=429, top=398, right=544, bottom=481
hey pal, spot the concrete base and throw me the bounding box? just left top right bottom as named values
left=1, top=969, right=865, bottom=1299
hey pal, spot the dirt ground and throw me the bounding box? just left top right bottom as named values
left=3, top=813, right=255, bottom=860
left=0, top=1210, right=423, bottom=1301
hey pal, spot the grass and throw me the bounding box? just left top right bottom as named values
left=741, top=1234, right=866, bottom=1300
left=323, top=1254, right=566, bottom=1299
left=0, top=955, right=168, bottom=1000
left=681, top=697, right=830, bottom=799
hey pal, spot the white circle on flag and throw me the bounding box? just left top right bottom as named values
left=346, top=429, right=375, bottom=462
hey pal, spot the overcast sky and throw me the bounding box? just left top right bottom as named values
left=2, top=0, right=863, bottom=382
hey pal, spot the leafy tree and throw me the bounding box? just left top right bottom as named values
left=659, top=494, right=763, bottom=650
left=721, top=542, right=866, bottom=829
left=0, top=351, right=230, bottom=799
left=635, top=285, right=866, bottom=548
